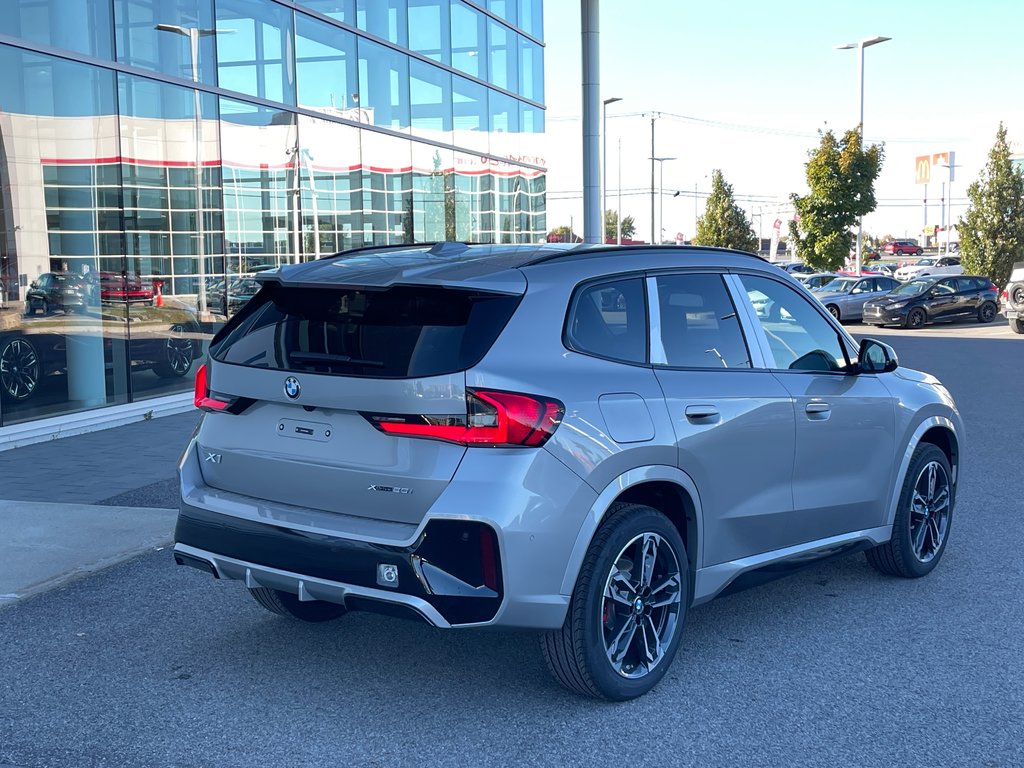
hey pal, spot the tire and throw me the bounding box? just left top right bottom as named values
left=152, top=324, right=196, bottom=379
left=1011, top=317, right=1024, bottom=334
left=0, top=337, right=41, bottom=401
left=865, top=443, right=953, bottom=578
left=905, top=308, right=926, bottom=329
left=826, top=304, right=841, bottom=321
left=977, top=301, right=997, bottom=324
left=1012, top=286, right=1024, bottom=306
left=896, top=249, right=905, bottom=256
left=540, top=503, right=688, bottom=701
left=248, top=587, right=347, bottom=622
left=40, top=299, right=50, bottom=316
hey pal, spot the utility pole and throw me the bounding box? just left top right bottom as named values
left=617, top=137, right=622, bottom=244
left=650, top=116, right=656, bottom=244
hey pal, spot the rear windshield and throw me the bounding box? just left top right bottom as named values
left=210, top=284, right=520, bottom=378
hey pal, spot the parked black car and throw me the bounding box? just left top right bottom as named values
left=25, top=273, right=88, bottom=315
left=862, top=275, right=1000, bottom=329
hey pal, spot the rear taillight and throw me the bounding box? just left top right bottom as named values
left=1002, top=289, right=1009, bottom=300
left=193, top=364, right=230, bottom=413
left=364, top=389, right=564, bottom=447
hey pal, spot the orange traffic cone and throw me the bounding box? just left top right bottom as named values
left=155, top=281, right=164, bottom=307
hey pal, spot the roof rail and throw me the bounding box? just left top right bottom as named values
left=521, top=243, right=766, bottom=267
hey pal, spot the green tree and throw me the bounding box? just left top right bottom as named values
left=693, top=170, right=757, bottom=252
left=604, top=209, right=636, bottom=242
left=789, top=128, right=884, bottom=271
left=547, top=225, right=581, bottom=243
left=958, top=123, right=1024, bottom=287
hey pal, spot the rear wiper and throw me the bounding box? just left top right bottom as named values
left=288, top=352, right=384, bottom=368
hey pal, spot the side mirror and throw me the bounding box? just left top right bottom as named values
left=857, top=338, right=898, bottom=374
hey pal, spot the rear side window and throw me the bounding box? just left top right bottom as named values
left=565, top=277, right=647, bottom=363
left=211, top=284, right=521, bottom=378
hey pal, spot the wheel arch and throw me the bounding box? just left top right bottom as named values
left=558, top=466, right=703, bottom=606
left=885, top=417, right=960, bottom=528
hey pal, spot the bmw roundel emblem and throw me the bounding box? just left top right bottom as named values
left=283, top=376, right=301, bottom=400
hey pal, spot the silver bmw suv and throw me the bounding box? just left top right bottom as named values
left=174, top=243, right=963, bottom=701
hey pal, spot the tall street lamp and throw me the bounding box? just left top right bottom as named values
left=940, top=161, right=957, bottom=255
left=602, top=97, right=622, bottom=245
left=836, top=35, right=890, bottom=274
left=650, top=156, right=675, bottom=244
left=155, top=23, right=224, bottom=316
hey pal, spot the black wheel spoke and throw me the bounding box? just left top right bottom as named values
left=909, top=460, right=950, bottom=564
left=601, top=531, right=682, bottom=680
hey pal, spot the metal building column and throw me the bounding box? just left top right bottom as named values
left=581, top=0, right=601, bottom=244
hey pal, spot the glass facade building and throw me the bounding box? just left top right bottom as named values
left=0, top=0, right=546, bottom=428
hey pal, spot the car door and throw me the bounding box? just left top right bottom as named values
left=648, top=272, right=796, bottom=566
left=733, top=272, right=896, bottom=541
left=937, top=257, right=961, bottom=275
left=947, top=277, right=979, bottom=318
left=847, top=278, right=881, bottom=319
left=924, top=279, right=958, bottom=320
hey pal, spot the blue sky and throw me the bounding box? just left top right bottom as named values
left=541, top=0, right=1024, bottom=242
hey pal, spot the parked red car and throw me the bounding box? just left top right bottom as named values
left=884, top=240, right=923, bottom=257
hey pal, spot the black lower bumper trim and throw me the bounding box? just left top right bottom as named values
left=174, top=504, right=502, bottom=625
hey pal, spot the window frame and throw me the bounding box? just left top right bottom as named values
left=646, top=272, right=757, bottom=372
left=562, top=272, right=651, bottom=367
left=728, top=271, right=859, bottom=377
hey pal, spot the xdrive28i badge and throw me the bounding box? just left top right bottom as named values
left=283, top=376, right=301, bottom=399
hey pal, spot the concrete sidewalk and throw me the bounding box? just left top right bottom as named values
left=0, top=501, right=177, bottom=603
left=0, top=411, right=199, bottom=607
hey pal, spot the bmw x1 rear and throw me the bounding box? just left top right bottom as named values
left=175, top=242, right=963, bottom=700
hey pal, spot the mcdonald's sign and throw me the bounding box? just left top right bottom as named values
left=915, top=155, right=931, bottom=185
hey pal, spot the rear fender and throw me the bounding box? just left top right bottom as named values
left=558, top=465, right=704, bottom=597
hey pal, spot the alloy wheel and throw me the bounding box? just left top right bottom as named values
left=164, top=325, right=195, bottom=376
left=980, top=303, right=996, bottom=323
left=0, top=338, right=40, bottom=400
left=908, top=309, right=925, bottom=328
left=909, top=461, right=950, bottom=563
left=601, top=532, right=682, bottom=679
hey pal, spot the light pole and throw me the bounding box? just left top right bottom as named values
left=602, top=97, right=622, bottom=245
left=617, top=137, right=623, bottom=244
left=155, top=23, right=224, bottom=316
left=650, top=157, right=675, bottom=244
left=836, top=35, right=891, bottom=274
left=940, top=161, right=959, bottom=255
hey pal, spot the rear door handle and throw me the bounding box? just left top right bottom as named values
left=685, top=405, right=720, bottom=420
left=805, top=402, right=831, bottom=415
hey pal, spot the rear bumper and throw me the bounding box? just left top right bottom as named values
left=174, top=437, right=592, bottom=629
left=174, top=542, right=452, bottom=626
left=174, top=500, right=504, bottom=626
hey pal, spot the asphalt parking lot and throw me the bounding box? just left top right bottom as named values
left=1, top=319, right=1022, bottom=768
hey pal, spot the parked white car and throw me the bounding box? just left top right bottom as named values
left=895, top=256, right=963, bottom=282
